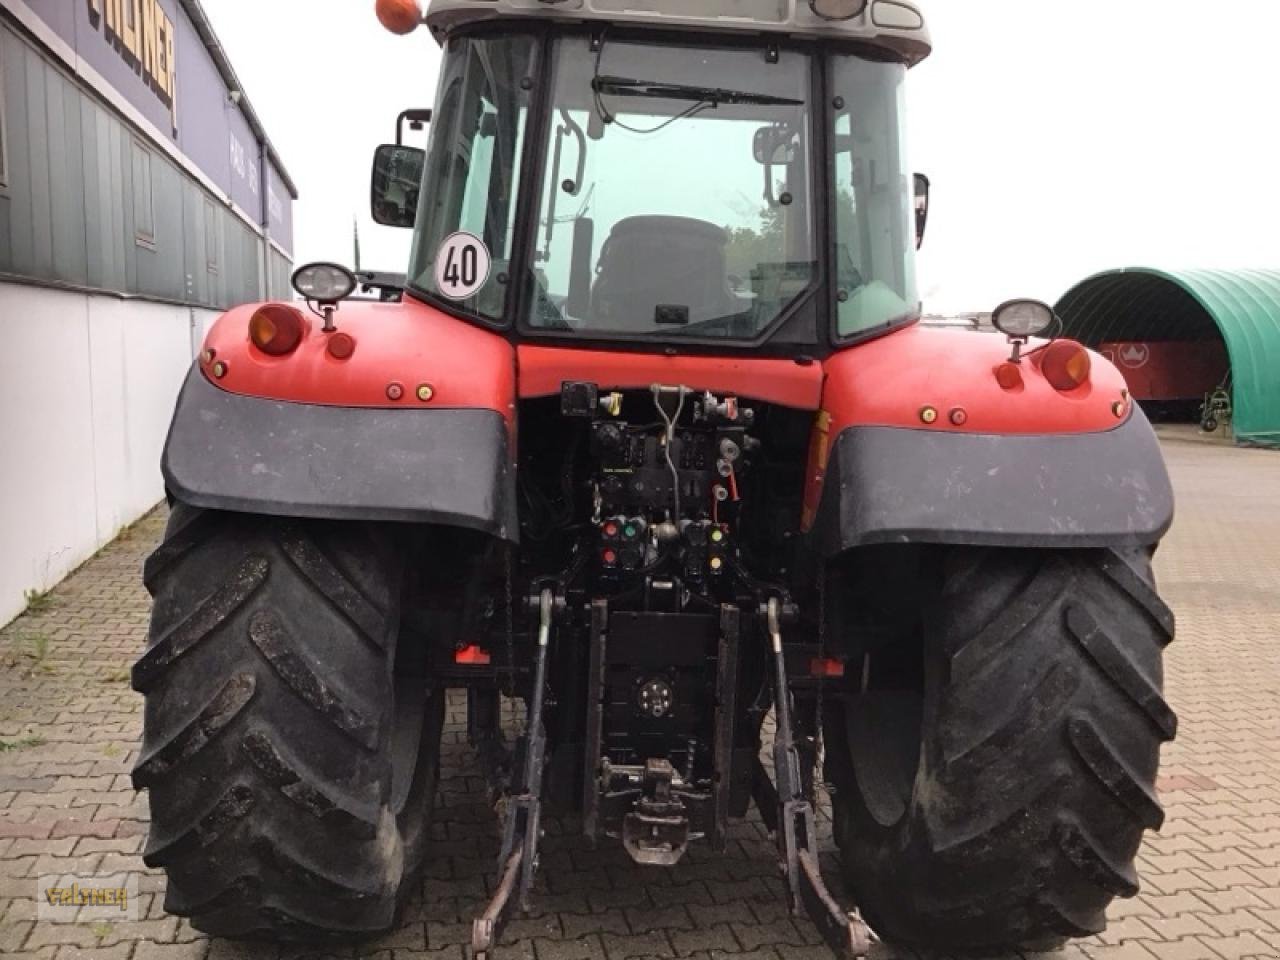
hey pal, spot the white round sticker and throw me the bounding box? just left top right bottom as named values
left=434, top=232, right=491, bottom=301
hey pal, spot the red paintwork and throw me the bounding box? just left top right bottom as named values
left=517, top=345, right=825, bottom=409
left=199, top=297, right=516, bottom=418
left=205, top=301, right=1137, bottom=538
left=801, top=325, right=1135, bottom=528
left=1097, top=341, right=1228, bottom=401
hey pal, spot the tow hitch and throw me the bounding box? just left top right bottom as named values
left=620, top=757, right=691, bottom=866
left=472, top=592, right=870, bottom=960
left=764, top=598, right=873, bottom=959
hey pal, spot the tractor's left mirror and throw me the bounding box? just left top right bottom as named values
left=371, top=144, right=426, bottom=228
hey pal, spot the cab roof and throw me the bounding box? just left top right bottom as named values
left=424, top=0, right=932, bottom=66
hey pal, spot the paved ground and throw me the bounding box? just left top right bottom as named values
left=2, top=436, right=1279, bottom=960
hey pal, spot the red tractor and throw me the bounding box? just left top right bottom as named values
left=133, top=1, right=1176, bottom=955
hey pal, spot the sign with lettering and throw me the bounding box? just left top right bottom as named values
left=19, top=0, right=295, bottom=253
left=85, top=0, right=178, bottom=132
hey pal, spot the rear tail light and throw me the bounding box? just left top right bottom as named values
left=248, top=304, right=305, bottom=356
left=994, top=362, right=1023, bottom=390
left=454, top=644, right=491, bottom=666
left=810, top=657, right=845, bottom=678
left=327, top=332, right=357, bottom=360
left=1040, top=340, right=1092, bottom=391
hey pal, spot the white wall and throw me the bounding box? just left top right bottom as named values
left=0, top=281, right=217, bottom=626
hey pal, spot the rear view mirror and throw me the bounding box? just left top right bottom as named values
left=913, top=173, right=930, bottom=249
left=753, top=125, right=797, bottom=165
left=371, top=144, right=426, bottom=228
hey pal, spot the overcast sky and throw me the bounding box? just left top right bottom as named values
left=207, top=0, right=1280, bottom=315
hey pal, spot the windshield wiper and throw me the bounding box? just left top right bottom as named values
left=592, top=75, right=803, bottom=107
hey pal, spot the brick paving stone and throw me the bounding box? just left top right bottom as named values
left=624, top=907, right=693, bottom=934
left=1083, top=944, right=1164, bottom=960
left=54, top=945, right=136, bottom=960
left=729, top=920, right=814, bottom=952
left=394, top=949, right=466, bottom=960
left=1200, top=932, right=1277, bottom=960
left=133, top=942, right=214, bottom=960
left=3, top=439, right=1280, bottom=960
left=561, top=910, right=632, bottom=939
left=601, top=931, right=675, bottom=959
left=533, top=935, right=605, bottom=960
left=668, top=925, right=739, bottom=956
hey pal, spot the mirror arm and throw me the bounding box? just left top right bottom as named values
left=763, top=163, right=778, bottom=208
left=397, top=109, right=434, bottom=146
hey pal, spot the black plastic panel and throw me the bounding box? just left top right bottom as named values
left=811, top=409, right=1175, bottom=555
left=162, top=367, right=517, bottom=539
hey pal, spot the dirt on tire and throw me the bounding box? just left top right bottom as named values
left=824, top=546, right=1176, bottom=951
left=132, top=504, right=443, bottom=939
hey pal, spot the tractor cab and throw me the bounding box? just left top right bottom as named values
left=373, top=0, right=932, bottom=351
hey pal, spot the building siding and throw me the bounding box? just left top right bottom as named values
left=0, top=17, right=283, bottom=308
left=0, top=4, right=297, bottom=626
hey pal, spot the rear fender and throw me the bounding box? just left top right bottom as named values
left=165, top=297, right=518, bottom=539
left=804, top=324, right=1174, bottom=554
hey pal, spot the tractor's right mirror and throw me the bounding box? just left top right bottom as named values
left=914, top=173, right=931, bottom=249
left=371, top=144, right=426, bottom=228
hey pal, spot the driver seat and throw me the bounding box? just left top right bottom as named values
left=591, top=216, right=739, bottom=332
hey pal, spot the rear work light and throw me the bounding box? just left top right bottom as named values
left=1040, top=339, right=1092, bottom=391
left=810, top=0, right=868, bottom=20
left=248, top=303, right=305, bottom=356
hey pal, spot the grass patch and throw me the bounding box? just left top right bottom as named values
left=6, top=633, right=55, bottom=676
left=22, top=588, right=54, bottom=614
left=0, top=735, right=46, bottom=752
left=25, top=633, right=50, bottom=661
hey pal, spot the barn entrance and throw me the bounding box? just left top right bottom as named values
left=1056, top=268, right=1280, bottom=447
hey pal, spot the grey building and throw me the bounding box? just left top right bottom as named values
left=0, top=0, right=297, bottom=625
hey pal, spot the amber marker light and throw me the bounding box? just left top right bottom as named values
left=248, top=304, right=305, bottom=356
left=376, top=0, right=422, bottom=34
left=919, top=406, right=939, bottom=425
left=201, top=348, right=216, bottom=365
left=1040, top=339, right=1092, bottom=391
left=211, top=360, right=228, bottom=379
left=417, top=383, right=435, bottom=402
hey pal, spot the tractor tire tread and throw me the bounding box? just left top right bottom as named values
left=133, top=504, right=434, bottom=939
left=827, top=546, right=1174, bottom=951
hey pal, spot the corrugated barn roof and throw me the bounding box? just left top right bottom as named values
left=1057, top=268, right=1280, bottom=447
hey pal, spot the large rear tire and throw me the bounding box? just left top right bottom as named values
left=824, top=547, right=1176, bottom=951
left=132, top=503, right=444, bottom=939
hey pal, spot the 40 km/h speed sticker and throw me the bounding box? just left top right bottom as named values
left=434, top=232, right=491, bottom=300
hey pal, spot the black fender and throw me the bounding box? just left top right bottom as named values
left=162, top=367, right=517, bottom=540
left=810, top=406, right=1174, bottom=556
